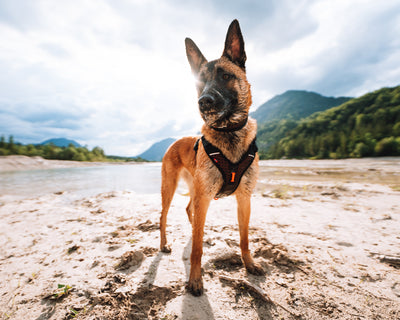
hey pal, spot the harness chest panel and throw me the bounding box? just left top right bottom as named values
left=195, top=136, right=258, bottom=199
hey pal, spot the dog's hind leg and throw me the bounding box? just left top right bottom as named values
left=236, top=192, right=265, bottom=275
left=186, top=199, right=193, bottom=224
left=160, top=153, right=182, bottom=253
left=182, top=169, right=194, bottom=224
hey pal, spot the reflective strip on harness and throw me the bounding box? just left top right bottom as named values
left=198, top=136, right=258, bottom=198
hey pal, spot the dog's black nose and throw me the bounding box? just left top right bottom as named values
left=198, top=94, right=215, bottom=112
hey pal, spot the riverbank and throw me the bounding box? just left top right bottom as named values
left=0, top=155, right=111, bottom=172
left=0, top=159, right=399, bottom=319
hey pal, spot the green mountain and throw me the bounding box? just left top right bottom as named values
left=265, top=85, right=400, bottom=159
left=40, top=138, right=82, bottom=148
left=251, top=90, right=351, bottom=125
left=253, top=90, right=351, bottom=153
left=137, top=138, right=176, bottom=161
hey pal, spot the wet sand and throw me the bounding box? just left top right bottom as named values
left=0, top=157, right=399, bottom=319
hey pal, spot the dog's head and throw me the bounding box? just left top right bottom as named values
left=185, top=20, right=252, bottom=131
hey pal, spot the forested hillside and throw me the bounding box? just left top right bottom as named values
left=263, top=86, right=400, bottom=159
left=253, top=90, right=351, bottom=152
left=251, top=90, right=350, bottom=125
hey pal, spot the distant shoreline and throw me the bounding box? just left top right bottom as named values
left=1, top=155, right=399, bottom=173
left=0, top=155, right=142, bottom=172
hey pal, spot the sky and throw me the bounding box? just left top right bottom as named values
left=0, top=0, right=399, bottom=156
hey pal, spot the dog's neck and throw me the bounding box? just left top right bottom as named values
left=210, top=117, right=248, bottom=133
left=201, top=117, right=257, bottom=163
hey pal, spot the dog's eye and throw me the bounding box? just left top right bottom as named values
left=222, top=73, right=232, bottom=81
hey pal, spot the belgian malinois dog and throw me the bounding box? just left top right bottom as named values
left=160, top=19, right=264, bottom=296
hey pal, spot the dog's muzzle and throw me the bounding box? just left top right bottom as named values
left=198, top=88, right=226, bottom=114
left=198, top=94, right=216, bottom=112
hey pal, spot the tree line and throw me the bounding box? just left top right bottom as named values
left=259, top=86, right=400, bottom=159
left=0, top=136, right=110, bottom=162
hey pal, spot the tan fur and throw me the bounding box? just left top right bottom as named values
left=159, top=20, right=264, bottom=296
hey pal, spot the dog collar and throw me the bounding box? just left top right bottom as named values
left=210, top=117, right=248, bottom=132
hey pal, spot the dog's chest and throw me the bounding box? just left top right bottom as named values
left=199, top=150, right=258, bottom=198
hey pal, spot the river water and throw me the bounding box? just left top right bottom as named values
left=1, top=158, right=399, bottom=200
left=0, top=163, right=162, bottom=199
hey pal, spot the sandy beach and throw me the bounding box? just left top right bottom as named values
left=0, top=157, right=399, bottom=319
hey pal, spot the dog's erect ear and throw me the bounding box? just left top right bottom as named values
left=222, top=19, right=246, bottom=69
left=185, top=38, right=207, bottom=75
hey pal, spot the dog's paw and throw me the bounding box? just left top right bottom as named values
left=187, top=278, right=204, bottom=296
left=246, top=262, right=265, bottom=276
left=160, top=244, right=171, bottom=253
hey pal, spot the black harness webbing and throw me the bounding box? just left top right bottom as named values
left=194, top=136, right=258, bottom=199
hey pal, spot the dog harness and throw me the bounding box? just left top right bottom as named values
left=194, top=136, right=258, bottom=199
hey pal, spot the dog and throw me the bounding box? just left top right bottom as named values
left=160, top=19, right=264, bottom=296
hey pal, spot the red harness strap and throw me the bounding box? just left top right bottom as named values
left=195, top=136, right=258, bottom=199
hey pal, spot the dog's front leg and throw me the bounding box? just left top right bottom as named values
left=187, top=194, right=211, bottom=296
left=236, top=192, right=265, bottom=275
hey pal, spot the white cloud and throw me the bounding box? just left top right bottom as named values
left=0, top=0, right=399, bottom=155
left=248, top=0, right=400, bottom=104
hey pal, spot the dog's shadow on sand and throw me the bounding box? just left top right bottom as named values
left=137, top=238, right=215, bottom=319
left=181, top=238, right=215, bottom=320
